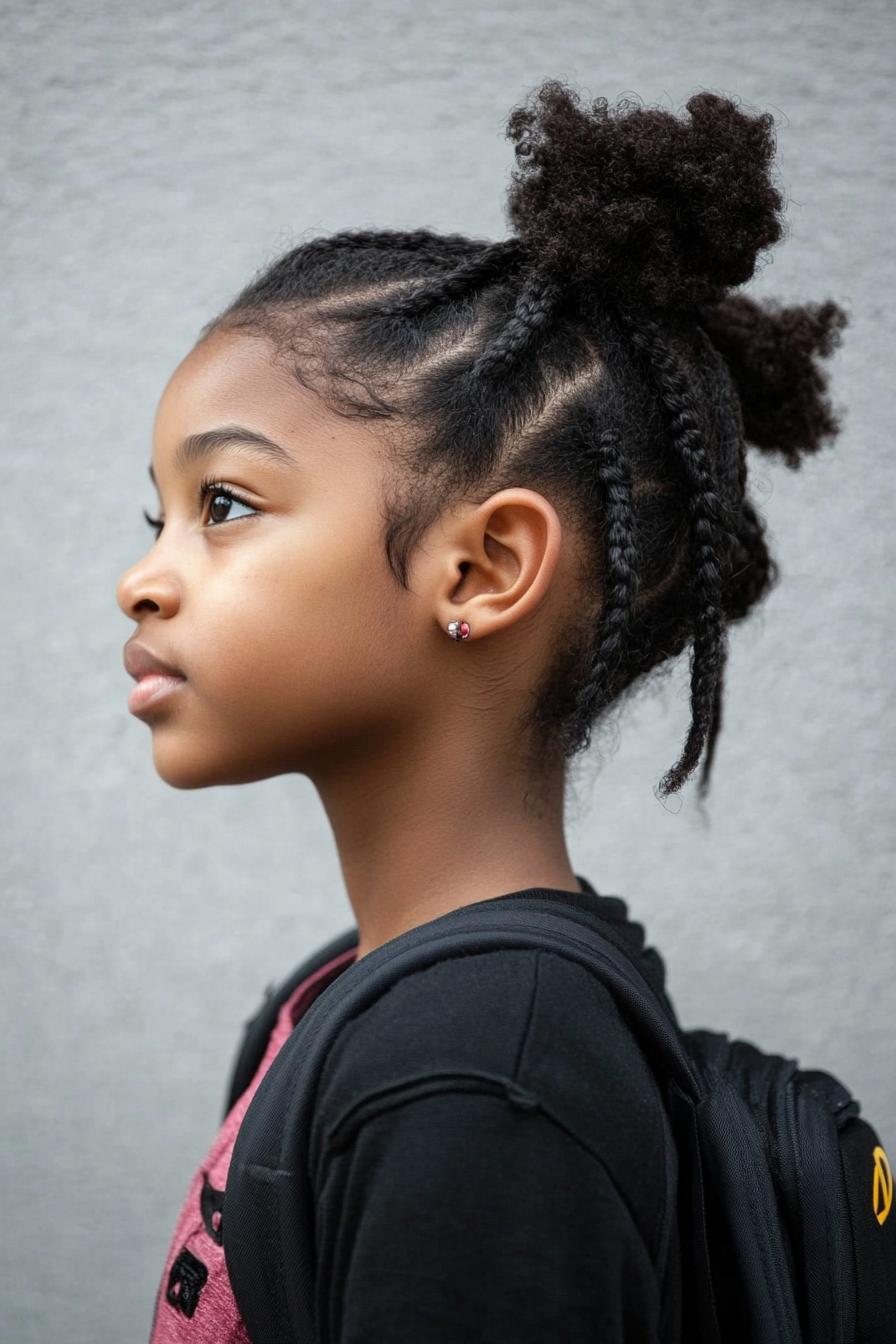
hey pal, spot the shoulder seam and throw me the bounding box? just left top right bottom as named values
left=320, top=1076, right=661, bottom=1287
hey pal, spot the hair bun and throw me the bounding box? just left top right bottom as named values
left=504, top=80, right=786, bottom=312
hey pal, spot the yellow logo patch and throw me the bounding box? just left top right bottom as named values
left=872, top=1144, right=893, bottom=1226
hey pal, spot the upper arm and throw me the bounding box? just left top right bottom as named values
left=313, top=1085, right=663, bottom=1344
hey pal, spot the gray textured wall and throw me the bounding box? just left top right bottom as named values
left=2, top=1, right=893, bottom=1339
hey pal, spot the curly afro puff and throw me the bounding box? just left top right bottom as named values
left=506, top=83, right=785, bottom=312
left=202, top=78, right=849, bottom=803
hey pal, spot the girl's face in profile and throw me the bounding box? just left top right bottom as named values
left=116, top=326, right=426, bottom=789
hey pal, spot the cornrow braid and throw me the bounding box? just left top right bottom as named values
left=209, top=228, right=492, bottom=320
left=287, top=227, right=487, bottom=267
left=618, top=307, right=735, bottom=799
left=375, top=239, right=524, bottom=319
left=469, top=274, right=563, bottom=380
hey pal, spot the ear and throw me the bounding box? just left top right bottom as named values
left=425, top=488, right=566, bottom=641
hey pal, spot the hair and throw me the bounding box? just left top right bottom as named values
left=198, top=80, right=849, bottom=803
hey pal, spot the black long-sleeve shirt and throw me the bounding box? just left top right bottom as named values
left=309, top=881, right=682, bottom=1342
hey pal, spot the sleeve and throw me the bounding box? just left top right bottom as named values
left=312, top=1085, right=663, bottom=1344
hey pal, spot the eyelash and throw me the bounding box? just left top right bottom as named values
left=142, top=475, right=258, bottom=538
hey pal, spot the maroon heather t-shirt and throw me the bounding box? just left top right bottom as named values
left=148, top=945, right=358, bottom=1341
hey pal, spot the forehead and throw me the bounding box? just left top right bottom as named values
left=152, top=325, right=355, bottom=469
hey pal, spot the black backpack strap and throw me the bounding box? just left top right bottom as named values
left=221, top=925, right=359, bottom=1122
left=687, top=1038, right=803, bottom=1340
left=222, top=901, right=712, bottom=1344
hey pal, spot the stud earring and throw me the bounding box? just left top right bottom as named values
left=446, top=619, right=471, bottom=641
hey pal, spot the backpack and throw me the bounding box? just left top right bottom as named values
left=219, top=886, right=896, bottom=1343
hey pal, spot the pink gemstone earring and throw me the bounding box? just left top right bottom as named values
left=446, top=619, right=471, bottom=641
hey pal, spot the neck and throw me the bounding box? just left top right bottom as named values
left=308, top=726, right=580, bottom=961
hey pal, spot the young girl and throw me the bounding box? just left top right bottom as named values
left=117, top=79, right=848, bottom=1342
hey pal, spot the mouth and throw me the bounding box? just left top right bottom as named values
left=127, top=673, right=188, bottom=717
left=123, top=638, right=188, bottom=717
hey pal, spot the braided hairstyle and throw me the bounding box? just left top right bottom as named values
left=199, top=79, right=849, bottom=802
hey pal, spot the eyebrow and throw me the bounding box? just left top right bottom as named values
left=147, top=425, right=298, bottom=485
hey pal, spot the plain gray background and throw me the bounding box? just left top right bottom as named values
left=2, top=1, right=893, bottom=1338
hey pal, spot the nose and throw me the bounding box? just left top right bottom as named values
left=115, top=553, right=181, bottom=622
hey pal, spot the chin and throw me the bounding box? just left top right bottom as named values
left=150, top=747, right=253, bottom=784
left=150, top=741, right=279, bottom=790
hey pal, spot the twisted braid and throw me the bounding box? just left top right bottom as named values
left=575, top=427, right=640, bottom=737
left=619, top=308, right=735, bottom=798
left=695, top=317, right=781, bottom=621
left=728, top=500, right=779, bottom=617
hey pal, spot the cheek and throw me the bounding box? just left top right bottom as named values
left=192, top=530, right=404, bottom=713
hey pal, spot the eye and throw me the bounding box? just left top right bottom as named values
left=143, top=478, right=259, bottom=538
left=200, top=481, right=258, bottom=528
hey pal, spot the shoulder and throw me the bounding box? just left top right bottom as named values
left=311, top=945, right=675, bottom=1266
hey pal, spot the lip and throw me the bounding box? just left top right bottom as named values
left=123, top=639, right=187, bottom=717
left=123, top=639, right=185, bottom=682
left=127, top=674, right=188, bottom=717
